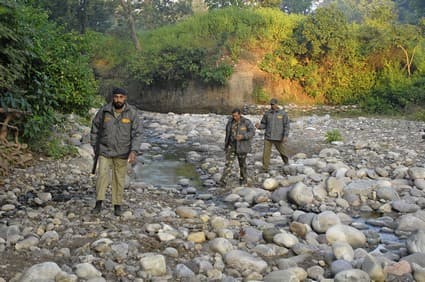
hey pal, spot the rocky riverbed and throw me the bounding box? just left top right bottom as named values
left=2, top=109, right=425, bottom=281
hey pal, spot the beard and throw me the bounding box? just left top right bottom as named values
left=113, top=101, right=124, bottom=109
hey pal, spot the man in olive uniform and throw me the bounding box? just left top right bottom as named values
left=219, top=108, right=255, bottom=186
left=255, top=98, right=290, bottom=172
left=90, top=87, right=143, bottom=216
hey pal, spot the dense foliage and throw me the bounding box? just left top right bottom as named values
left=1, top=0, right=425, bottom=155
left=0, top=1, right=98, bottom=146
left=113, top=8, right=301, bottom=87
left=259, top=4, right=425, bottom=112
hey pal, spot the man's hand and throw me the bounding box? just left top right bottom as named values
left=282, top=137, right=288, bottom=144
left=128, top=151, right=137, bottom=164
left=235, top=134, right=244, bottom=141
left=255, top=123, right=260, bottom=129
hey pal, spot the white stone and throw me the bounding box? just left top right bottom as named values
left=334, top=269, right=371, bottom=282
left=332, top=241, right=354, bottom=261
left=74, top=263, right=102, bottom=279
left=263, top=178, right=279, bottom=190
left=273, top=231, right=299, bottom=248
left=326, top=224, right=366, bottom=248
left=15, top=236, right=39, bottom=250
left=209, top=238, right=234, bottom=255
left=407, top=229, right=425, bottom=254
left=224, top=250, right=267, bottom=273
left=288, top=182, right=314, bottom=206
left=264, top=270, right=298, bottom=282
left=312, top=211, right=341, bottom=233
left=19, top=262, right=61, bottom=282
left=140, top=254, right=167, bottom=276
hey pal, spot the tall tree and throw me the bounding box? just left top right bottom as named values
left=319, top=0, right=396, bottom=23
left=281, top=0, right=313, bottom=14
left=119, top=0, right=141, bottom=50
left=395, top=0, right=425, bottom=24
left=136, top=0, right=192, bottom=30
left=31, top=0, right=117, bottom=33
left=204, top=0, right=247, bottom=10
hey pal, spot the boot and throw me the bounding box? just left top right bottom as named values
left=218, top=179, right=227, bottom=187
left=114, top=205, right=122, bottom=216
left=91, top=200, right=102, bottom=214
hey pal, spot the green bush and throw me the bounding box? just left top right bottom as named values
left=413, top=109, right=425, bottom=121
left=128, top=8, right=300, bottom=88
left=0, top=2, right=98, bottom=144
left=252, top=86, right=270, bottom=104
left=325, top=129, right=343, bottom=143
left=45, top=138, right=78, bottom=160
left=359, top=64, right=425, bottom=113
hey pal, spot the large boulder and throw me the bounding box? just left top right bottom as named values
left=334, top=269, right=371, bottom=282
left=224, top=250, right=268, bottom=273
left=406, top=229, right=425, bottom=254
left=263, top=270, right=299, bottom=282
left=361, top=254, right=385, bottom=282
left=288, top=182, right=314, bottom=206
left=397, top=211, right=425, bottom=232
left=312, top=211, right=341, bottom=233
left=326, top=224, right=367, bottom=248
left=19, top=262, right=61, bottom=282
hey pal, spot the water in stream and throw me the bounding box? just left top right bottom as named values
left=132, top=146, right=202, bottom=189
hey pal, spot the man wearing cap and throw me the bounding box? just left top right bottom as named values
left=90, top=87, right=142, bottom=216
left=255, top=98, right=290, bottom=172
left=219, top=108, right=255, bottom=186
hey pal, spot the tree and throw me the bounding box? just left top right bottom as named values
left=393, top=24, right=422, bottom=76
left=299, top=6, right=349, bottom=60
left=0, top=1, right=29, bottom=102
left=395, top=0, right=425, bottom=24
left=0, top=1, right=97, bottom=143
left=119, top=0, right=141, bottom=50
left=319, top=0, right=396, bottom=23
left=32, top=0, right=117, bottom=33
left=204, top=0, right=247, bottom=10
left=281, top=0, right=313, bottom=14
left=136, top=0, right=193, bottom=30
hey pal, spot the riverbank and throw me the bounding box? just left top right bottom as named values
left=2, top=109, right=425, bottom=281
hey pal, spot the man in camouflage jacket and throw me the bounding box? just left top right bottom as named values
left=219, top=108, right=255, bottom=186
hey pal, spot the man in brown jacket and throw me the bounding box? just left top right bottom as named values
left=255, top=98, right=290, bottom=172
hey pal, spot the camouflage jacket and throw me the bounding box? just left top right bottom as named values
left=224, top=116, right=255, bottom=154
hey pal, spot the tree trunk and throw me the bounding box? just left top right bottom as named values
left=398, top=44, right=417, bottom=77
left=78, top=0, right=88, bottom=34
left=120, top=0, right=141, bottom=51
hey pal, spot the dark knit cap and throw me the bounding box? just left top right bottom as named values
left=270, top=98, right=278, bottom=105
left=112, top=87, right=128, bottom=96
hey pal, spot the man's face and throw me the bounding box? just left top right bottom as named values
left=232, top=112, right=241, bottom=122
left=113, top=94, right=127, bottom=109
left=270, top=104, right=278, bottom=110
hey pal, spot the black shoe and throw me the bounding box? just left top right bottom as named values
left=114, top=205, right=122, bottom=216
left=218, top=180, right=227, bottom=187
left=91, top=200, right=102, bottom=214
left=239, top=179, right=247, bottom=186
